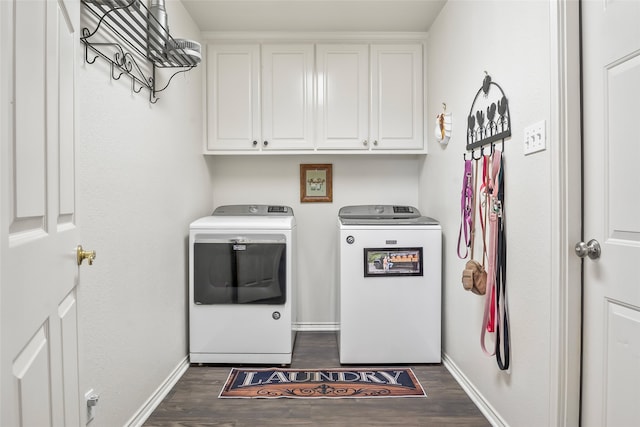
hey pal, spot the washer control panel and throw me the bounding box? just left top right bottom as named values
left=212, top=204, right=293, bottom=216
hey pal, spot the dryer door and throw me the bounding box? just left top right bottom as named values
left=193, top=237, right=286, bottom=304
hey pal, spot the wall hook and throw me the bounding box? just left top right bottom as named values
left=435, top=107, right=452, bottom=146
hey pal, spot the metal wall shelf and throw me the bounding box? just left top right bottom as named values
left=80, top=0, right=199, bottom=103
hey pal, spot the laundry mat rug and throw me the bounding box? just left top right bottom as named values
left=219, top=367, right=426, bottom=399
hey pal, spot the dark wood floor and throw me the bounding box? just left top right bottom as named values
left=144, top=332, right=490, bottom=426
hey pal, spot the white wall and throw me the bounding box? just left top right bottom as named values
left=421, top=1, right=553, bottom=426
left=209, top=155, right=421, bottom=328
left=76, top=2, right=212, bottom=426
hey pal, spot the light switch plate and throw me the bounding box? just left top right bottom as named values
left=524, top=120, right=546, bottom=155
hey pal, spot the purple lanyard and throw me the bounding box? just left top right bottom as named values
left=457, top=159, right=473, bottom=259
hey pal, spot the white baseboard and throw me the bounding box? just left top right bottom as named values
left=294, top=322, right=339, bottom=332
left=441, top=352, right=507, bottom=427
left=126, top=355, right=190, bottom=427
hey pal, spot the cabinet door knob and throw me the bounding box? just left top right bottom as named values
left=263, top=140, right=269, bottom=146
left=362, top=140, right=368, bottom=146
left=252, top=140, right=258, bottom=146
left=373, top=140, right=378, bottom=146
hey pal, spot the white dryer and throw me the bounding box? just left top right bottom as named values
left=338, top=205, right=441, bottom=364
left=189, top=205, right=296, bottom=364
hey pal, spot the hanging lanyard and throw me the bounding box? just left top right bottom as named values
left=479, top=149, right=510, bottom=370
left=495, top=157, right=510, bottom=370
left=478, top=155, right=490, bottom=267
left=457, top=160, right=473, bottom=259
left=480, top=149, right=501, bottom=356
left=468, top=157, right=481, bottom=260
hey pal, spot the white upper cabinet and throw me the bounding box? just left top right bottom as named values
left=206, top=43, right=314, bottom=152
left=206, top=44, right=260, bottom=151
left=316, top=44, right=370, bottom=150
left=261, top=44, right=315, bottom=150
left=370, top=44, right=423, bottom=150
left=316, top=43, right=424, bottom=151
left=205, top=39, right=426, bottom=154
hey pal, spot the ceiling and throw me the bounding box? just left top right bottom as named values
left=180, top=0, right=447, bottom=33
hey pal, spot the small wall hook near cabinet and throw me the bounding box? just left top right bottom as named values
left=435, top=102, right=452, bottom=145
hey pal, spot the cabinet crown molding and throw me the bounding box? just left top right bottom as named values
left=201, top=31, right=429, bottom=42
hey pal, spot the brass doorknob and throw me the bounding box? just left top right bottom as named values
left=77, top=245, right=96, bottom=266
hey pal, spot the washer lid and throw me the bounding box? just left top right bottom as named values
left=338, top=205, right=420, bottom=219
left=338, top=205, right=439, bottom=225
left=212, top=204, right=293, bottom=216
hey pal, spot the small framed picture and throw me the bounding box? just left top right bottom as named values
left=300, top=164, right=332, bottom=203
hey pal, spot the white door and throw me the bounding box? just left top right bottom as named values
left=370, top=44, right=423, bottom=150
left=261, top=44, right=315, bottom=151
left=1, top=0, right=84, bottom=425
left=316, top=44, right=369, bottom=150
left=581, top=0, right=640, bottom=425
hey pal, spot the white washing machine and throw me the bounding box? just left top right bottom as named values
left=338, top=205, right=441, bottom=364
left=189, top=205, right=296, bottom=364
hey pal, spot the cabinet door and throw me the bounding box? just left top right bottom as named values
left=370, top=44, right=424, bottom=150
left=206, top=44, right=260, bottom=151
left=262, top=44, right=314, bottom=150
left=316, top=44, right=369, bottom=150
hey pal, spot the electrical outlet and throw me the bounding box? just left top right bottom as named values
left=524, top=120, right=546, bottom=155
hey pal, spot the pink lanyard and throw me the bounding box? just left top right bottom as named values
left=478, top=155, right=490, bottom=264
left=481, top=150, right=502, bottom=356
left=457, top=160, right=473, bottom=259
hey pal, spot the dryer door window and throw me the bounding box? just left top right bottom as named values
left=194, top=242, right=286, bottom=304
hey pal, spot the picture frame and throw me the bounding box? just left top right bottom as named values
left=300, top=164, right=333, bottom=203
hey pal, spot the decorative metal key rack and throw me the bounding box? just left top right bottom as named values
left=80, top=0, right=199, bottom=103
left=464, top=72, right=512, bottom=372
left=466, top=73, right=511, bottom=156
